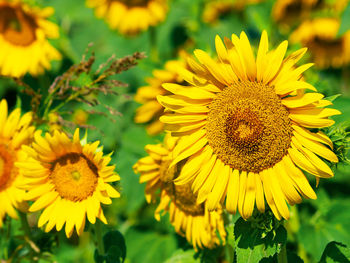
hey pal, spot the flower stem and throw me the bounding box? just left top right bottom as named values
left=277, top=244, right=288, bottom=263
left=95, top=220, right=105, bottom=256
left=19, top=212, right=32, bottom=239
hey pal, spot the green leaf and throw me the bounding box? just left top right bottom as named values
left=338, top=3, right=350, bottom=36
left=199, top=247, right=223, bottom=263
left=104, top=231, right=127, bottom=263
left=94, top=231, right=126, bottom=263
left=319, top=242, right=350, bottom=263
left=287, top=251, right=304, bottom=263
left=259, top=251, right=304, bottom=263
left=234, top=217, right=287, bottom=263
left=297, top=196, right=350, bottom=260
left=225, top=224, right=235, bottom=263
left=124, top=228, right=177, bottom=263
left=325, top=94, right=342, bottom=102
left=164, top=249, right=198, bottom=263
left=15, top=95, right=22, bottom=109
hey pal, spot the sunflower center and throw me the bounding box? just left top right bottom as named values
left=206, top=81, right=293, bottom=173
left=159, top=157, right=177, bottom=182
left=0, top=144, right=15, bottom=190
left=310, top=36, right=343, bottom=54
left=164, top=182, right=204, bottom=216
left=116, top=0, right=150, bottom=7
left=50, top=153, right=98, bottom=202
left=0, top=5, right=37, bottom=46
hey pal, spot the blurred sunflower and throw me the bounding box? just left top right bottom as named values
left=134, top=57, right=186, bottom=135
left=86, top=0, right=168, bottom=35
left=17, top=129, right=120, bottom=238
left=290, top=18, right=350, bottom=69
left=133, top=134, right=226, bottom=249
left=202, top=0, right=263, bottom=24
left=272, top=0, right=315, bottom=28
left=158, top=31, right=340, bottom=220
left=272, top=0, right=348, bottom=29
left=0, top=0, right=61, bottom=77
left=0, top=99, right=34, bottom=227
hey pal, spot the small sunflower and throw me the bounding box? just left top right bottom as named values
left=134, top=58, right=186, bottom=135
left=0, top=0, right=61, bottom=77
left=0, top=99, right=34, bottom=227
left=17, top=129, right=120, bottom=237
left=133, top=134, right=226, bottom=249
left=158, top=31, right=340, bottom=220
left=203, top=0, right=263, bottom=24
left=290, top=18, right=350, bottom=68
left=86, top=0, right=168, bottom=35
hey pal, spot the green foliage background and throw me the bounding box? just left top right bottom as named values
left=0, top=0, right=350, bottom=262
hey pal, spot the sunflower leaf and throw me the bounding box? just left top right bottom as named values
left=319, top=241, right=350, bottom=263
left=104, top=231, right=127, bottom=263
left=234, top=217, right=287, bottom=263
left=164, top=249, right=198, bottom=263
left=94, top=230, right=126, bottom=263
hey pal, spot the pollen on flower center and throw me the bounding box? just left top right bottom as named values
left=0, top=6, right=37, bottom=46
left=0, top=144, right=15, bottom=189
left=50, top=153, right=98, bottom=202
left=71, top=170, right=81, bottom=181
left=206, top=81, right=293, bottom=173
left=225, top=109, right=264, bottom=149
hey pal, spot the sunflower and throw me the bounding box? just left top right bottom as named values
left=17, top=128, right=120, bottom=237
left=272, top=0, right=348, bottom=29
left=86, top=0, right=168, bottom=35
left=157, top=31, right=340, bottom=220
left=272, top=0, right=316, bottom=28
left=0, top=0, right=61, bottom=77
left=290, top=18, right=350, bottom=69
left=202, top=0, right=263, bottom=24
left=134, top=58, right=186, bottom=135
left=133, top=134, right=226, bottom=249
left=0, top=99, right=34, bottom=227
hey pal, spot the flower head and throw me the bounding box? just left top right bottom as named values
left=158, top=31, right=340, bottom=220
left=17, top=129, right=120, bottom=237
left=202, top=0, right=262, bottom=24
left=0, top=0, right=61, bottom=77
left=290, top=18, right=350, bottom=68
left=0, top=99, right=34, bottom=227
left=86, top=0, right=168, bottom=35
left=133, top=134, right=226, bottom=249
left=272, top=0, right=348, bottom=30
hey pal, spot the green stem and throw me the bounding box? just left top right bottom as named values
left=95, top=220, right=105, bottom=256
left=19, top=212, right=31, bottom=239
left=277, top=244, right=288, bottom=263
left=149, top=26, right=159, bottom=63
